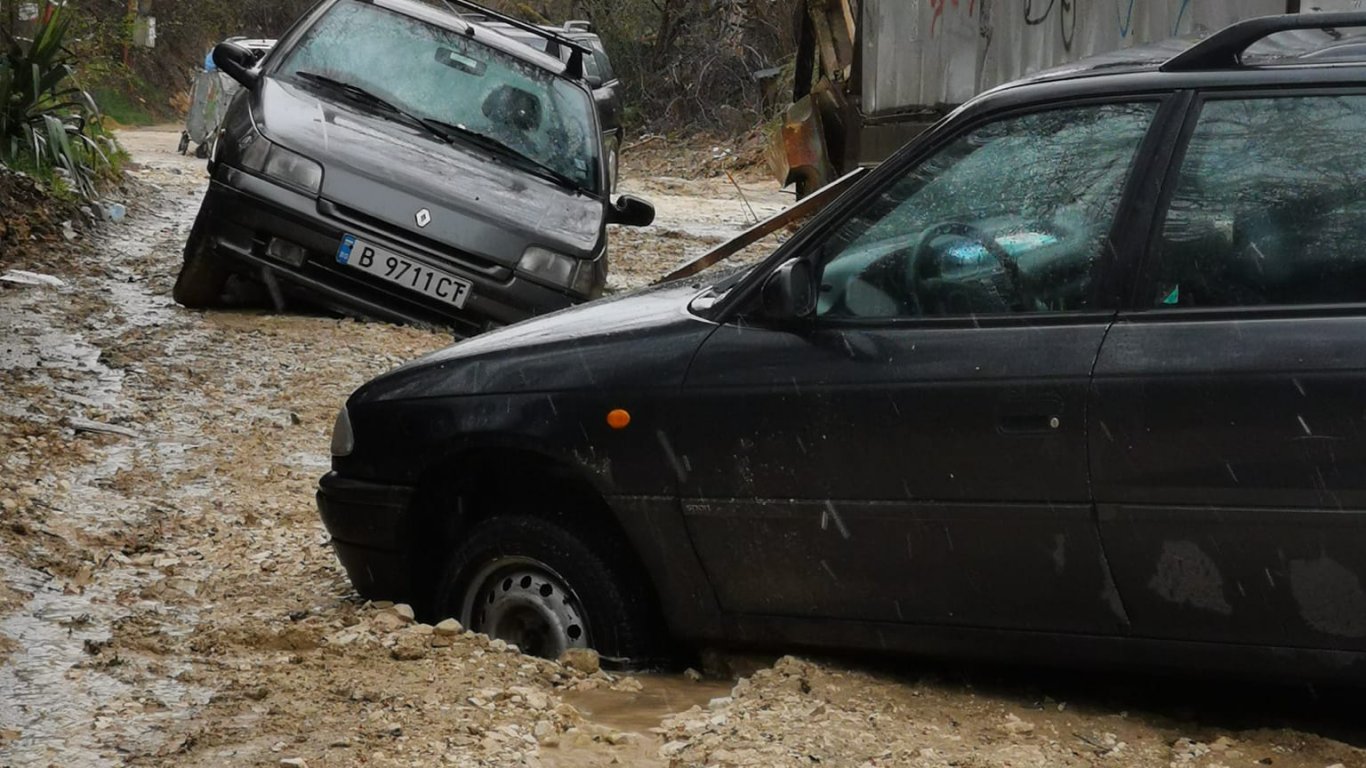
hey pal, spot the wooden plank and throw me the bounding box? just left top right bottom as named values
left=656, top=167, right=867, bottom=284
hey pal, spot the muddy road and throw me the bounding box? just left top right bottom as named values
left=1, top=127, right=1365, bottom=767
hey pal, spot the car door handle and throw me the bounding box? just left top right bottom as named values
left=997, top=398, right=1064, bottom=434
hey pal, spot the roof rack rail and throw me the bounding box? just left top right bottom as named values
left=439, top=0, right=591, bottom=78
left=1162, top=11, right=1366, bottom=72
left=562, top=20, right=593, bottom=33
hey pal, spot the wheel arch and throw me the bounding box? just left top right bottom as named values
left=403, top=439, right=664, bottom=622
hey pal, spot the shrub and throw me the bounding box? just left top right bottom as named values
left=1, top=3, right=118, bottom=199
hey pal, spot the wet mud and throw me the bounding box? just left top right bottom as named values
left=0, top=127, right=1364, bottom=767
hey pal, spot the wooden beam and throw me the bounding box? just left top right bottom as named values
left=656, top=167, right=868, bottom=284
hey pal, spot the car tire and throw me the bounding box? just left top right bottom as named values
left=432, top=514, right=657, bottom=668
left=172, top=226, right=229, bottom=308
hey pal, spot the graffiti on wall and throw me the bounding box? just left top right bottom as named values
left=1024, top=0, right=1078, bottom=49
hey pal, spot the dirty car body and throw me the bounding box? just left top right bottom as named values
left=319, top=13, right=1366, bottom=679
left=175, top=0, right=653, bottom=335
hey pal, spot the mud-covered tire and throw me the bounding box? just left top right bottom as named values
left=172, top=230, right=229, bottom=308
left=432, top=514, right=658, bottom=668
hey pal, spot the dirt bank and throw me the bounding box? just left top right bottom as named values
left=0, top=127, right=1364, bottom=767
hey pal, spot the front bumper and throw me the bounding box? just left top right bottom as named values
left=316, top=471, right=414, bottom=599
left=197, top=167, right=587, bottom=335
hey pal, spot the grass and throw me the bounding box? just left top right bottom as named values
left=88, top=87, right=158, bottom=127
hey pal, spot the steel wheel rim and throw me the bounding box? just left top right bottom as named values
left=459, top=556, right=591, bottom=660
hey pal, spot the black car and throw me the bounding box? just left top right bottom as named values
left=173, top=0, right=654, bottom=335
left=319, top=13, right=1366, bottom=679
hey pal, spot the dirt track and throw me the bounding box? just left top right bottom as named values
left=1, top=127, right=1365, bottom=767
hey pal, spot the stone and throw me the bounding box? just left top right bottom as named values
left=1001, top=714, right=1035, bottom=735
left=661, top=740, right=690, bottom=758
left=434, top=618, right=463, bottom=636
left=559, top=648, right=600, bottom=675
left=684, top=668, right=703, bottom=682
left=392, top=603, right=415, bottom=623
left=708, top=696, right=732, bottom=710
left=279, top=759, right=308, bottom=768
left=390, top=637, right=427, bottom=661
left=372, top=613, right=406, bottom=633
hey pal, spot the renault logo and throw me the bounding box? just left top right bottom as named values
left=415, top=208, right=432, bottom=228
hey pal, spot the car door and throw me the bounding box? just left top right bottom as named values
left=1092, top=90, right=1366, bottom=651
left=672, top=98, right=1168, bottom=634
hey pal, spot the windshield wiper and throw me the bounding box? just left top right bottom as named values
left=293, top=71, right=454, bottom=146
left=293, top=72, right=589, bottom=193
left=418, top=117, right=588, bottom=193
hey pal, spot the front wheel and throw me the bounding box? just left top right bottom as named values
left=432, top=515, right=657, bottom=667
left=172, top=223, right=230, bottom=308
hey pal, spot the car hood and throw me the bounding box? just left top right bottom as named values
left=255, top=77, right=605, bottom=264
left=353, top=281, right=717, bottom=403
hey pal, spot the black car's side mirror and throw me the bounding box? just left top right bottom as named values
left=761, top=258, right=817, bottom=319
left=608, top=194, right=655, bottom=227
left=214, top=42, right=261, bottom=90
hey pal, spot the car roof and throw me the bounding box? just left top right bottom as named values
left=370, top=0, right=570, bottom=76
left=1006, top=13, right=1366, bottom=92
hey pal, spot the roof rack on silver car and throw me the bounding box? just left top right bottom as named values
left=1162, top=11, right=1366, bottom=71
left=442, top=0, right=592, bottom=78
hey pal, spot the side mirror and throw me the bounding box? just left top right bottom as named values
left=607, top=194, right=655, bottom=227
left=761, top=258, right=816, bottom=319
left=214, top=42, right=261, bottom=90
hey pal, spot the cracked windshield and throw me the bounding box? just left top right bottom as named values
left=8, top=0, right=1366, bottom=767
left=278, top=0, right=599, bottom=190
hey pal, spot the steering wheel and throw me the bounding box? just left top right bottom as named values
left=907, top=221, right=1028, bottom=313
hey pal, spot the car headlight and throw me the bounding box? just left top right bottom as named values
left=330, top=406, right=354, bottom=457
left=518, top=246, right=598, bottom=296
left=239, top=126, right=323, bottom=194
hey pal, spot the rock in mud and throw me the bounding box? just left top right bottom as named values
left=559, top=647, right=600, bottom=675
left=279, top=758, right=308, bottom=768
left=434, top=618, right=463, bottom=635
left=389, top=635, right=427, bottom=661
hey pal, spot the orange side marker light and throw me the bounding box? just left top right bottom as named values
left=606, top=408, right=631, bottom=430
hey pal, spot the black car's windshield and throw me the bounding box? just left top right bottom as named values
left=277, top=0, right=600, bottom=191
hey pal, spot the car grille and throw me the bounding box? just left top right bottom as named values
left=319, top=199, right=511, bottom=280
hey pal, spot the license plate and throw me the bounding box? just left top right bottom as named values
left=336, top=235, right=472, bottom=309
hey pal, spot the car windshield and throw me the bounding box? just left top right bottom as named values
left=277, top=0, right=600, bottom=191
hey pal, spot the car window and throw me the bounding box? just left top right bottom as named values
left=278, top=0, right=600, bottom=191
left=816, top=103, right=1157, bottom=319
left=1151, top=95, right=1366, bottom=308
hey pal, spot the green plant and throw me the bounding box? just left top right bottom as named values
left=1, top=3, right=116, bottom=199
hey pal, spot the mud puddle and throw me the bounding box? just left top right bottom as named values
left=562, top=673, right=733, bottom=733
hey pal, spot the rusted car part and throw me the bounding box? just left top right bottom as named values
left=776, top=0, right=1309, bottom=196
left=658, top=166, right=866, bottom=283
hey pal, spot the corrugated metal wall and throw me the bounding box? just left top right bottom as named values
left=862, top=0, right=1297, bottom=115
